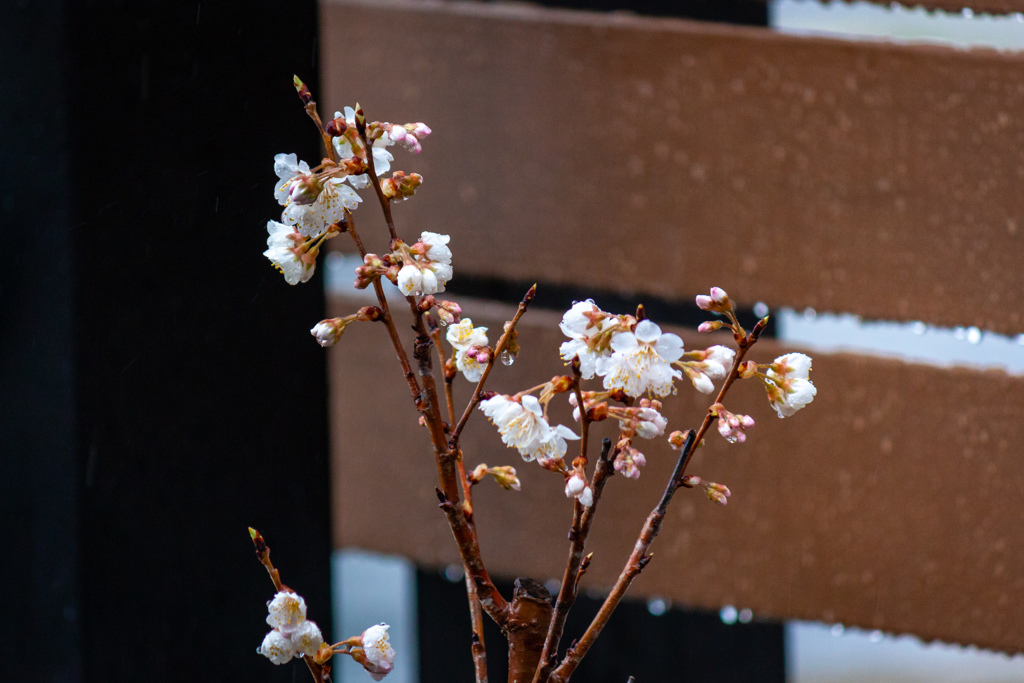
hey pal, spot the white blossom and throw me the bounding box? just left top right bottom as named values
left=703, top=345, right=735, bottom=380
left=446, top=319, right=489, bottom=381
left=420, top=231, right=451, bottom=264
left=291, top=620, right=323, bottom=657
left=360, top=623, right=396, bottom=681
left=259, top=629, right=296, bottom=665
left=264, top=220, right=315, bottom=285
left=274, top=153, right=360, bottom=238
left=266, top=590, right=307, bottom=630
left=766, top=353, right=817, bottom=418
left=397, top=264, right=423, bottom=296
left=600, top=320, right=684, bottom=397
left=558, top=300, right=615, bottom=379
left=479, top=394, right=579, bottom=464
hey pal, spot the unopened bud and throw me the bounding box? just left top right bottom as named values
left=354, top=105, right=366, bottom=135
left=310, top=317, right=350, bottom=347
left=356, top=306, right=384, bottom=322
left=469, top=464, right=488, bottom=484
left=698, top=321, right=724, bottom=333
left=587, top=403, right=608, bottom=421
left=486, top=466, right=521, bottom=491
left=502, top=321, right=520, bottom=359
left=418, top=295, right=436, bottom=313
left=288, top=174, right=324, bottom=205
left=681, top=475, right=702, bottom=487
left=293, top=75, right=312, bottom=104
left=668, top=429, right=691, bottom=450
left=738, top=360, right=757, bottom=378
left=707, top=489, right=729, bottom=505
left=325, top=117, right=348, bottom=137
left=710, top=287, right=729, bottom=304
left=549, top=375, right=572, bottom=393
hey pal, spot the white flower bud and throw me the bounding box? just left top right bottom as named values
left=291, top=620, right=323, bottom=657
left=360, top=623, right=396, bottom=680
left=266, top=590, right=307, bottom=631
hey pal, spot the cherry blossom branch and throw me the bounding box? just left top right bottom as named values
left=344, top=212, right=422, bottom=404
left=437, top=488, right=511, bottom=628
left=429, top=324, right=457, bottom=426
left=250, top=528, right=331, bottom=683
left=548, top=320, right=768, bottom=683
left=532, top=438, right=614, bottom=683
left=448, top=284, right=537, bottom=450
left=294, top=76, right=338, bottom=166
left=455, top=457, right=489, bottom=683
left=353, top=106, right=398, bottom=242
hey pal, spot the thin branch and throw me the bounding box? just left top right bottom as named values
left=548, top=322, right=767, bottom=682
left=437, top=489, right=511, bottom=628
left=457, top=459, right=489, bottom=683
left=449, top=284, right=537, bottom=449
left=354, top=107, right=398, bottom=242
left=345, top=213, right=422, bottom=404
left=250, top=528, right=333, bottom=683
left=531, top=439, right=614, bottom=683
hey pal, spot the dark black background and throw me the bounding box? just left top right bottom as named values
left=1, top=1, right=780, bottom=682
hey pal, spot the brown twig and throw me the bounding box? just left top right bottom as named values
left=437, top=489, right=511, bottom=628
left=531, top=439, right=614, bottom=683
left=345, top=212, right=422, bottom=404
left=548, top=321, right=767, bottom=682
left=449, top=284, right=537, bottom=450
left=456, top=458, right=489, bottom=683
left=354, top=106, right=398, bottom=242
left=250, top=528, right=332, bottom=683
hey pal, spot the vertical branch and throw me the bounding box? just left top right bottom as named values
left=457, top=458, right=489, bottom=683
left=548, top=322, right=767, bottom=682
left=531, top=439, right=614, bottom=683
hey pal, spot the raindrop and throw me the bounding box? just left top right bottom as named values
left=647, top=598, right=668, bottom=616
left=738, top=608, right=753, bottom=624
left=719, top=605, right=738, bottom=624
left=499, top=349, right=514, bottom=366
left=830, top=623, right=845, bottom=637
left=911, top=321, right=927, bottom=335
left=803, top=307, right=817, bottom=320
left=966, top=327, right=982, bottom=345
left=753, top=301, right=769, bottom=318
left=444, top=564, right=464, bottom=582
left=438, top=317, right=448, bottom=327
left=868, top=630, right=884, bottom=643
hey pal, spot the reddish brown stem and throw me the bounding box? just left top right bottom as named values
left=548, top=322, right=766, bottom=682
left=355, top=111, right=398, bottom=242
left=345, top=213, right=422, bottom=404
left=457, top=458, right=489, bottom=683
left=531, top=439, right=614, bottom=683
left=437, top=489, right=511, bottom=628
left=449, top=284, right=537, bottom=449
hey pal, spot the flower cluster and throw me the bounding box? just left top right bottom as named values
left=258, top=590, right=324, bottom=666
left=479, top=394, right=579, bottom=468
left=446, top=319, right=489, bottom=381
left=395, top=231, right=453, bottom=296
left=559, top=302, right=685, bottom=398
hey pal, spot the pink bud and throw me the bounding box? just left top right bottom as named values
left=695, top=295, right=714, bottom=311
left=710, top=287, right=729, bottom=304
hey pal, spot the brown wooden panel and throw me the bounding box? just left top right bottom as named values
left=327, top=292, right=1024, bottom=652
left=321, top=0, right=1024, bottom=335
